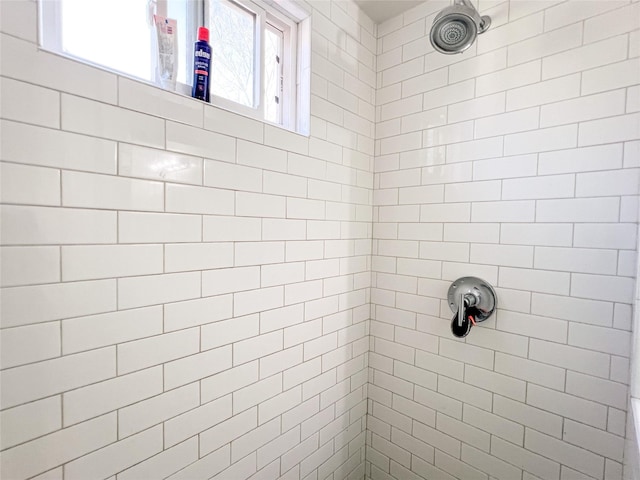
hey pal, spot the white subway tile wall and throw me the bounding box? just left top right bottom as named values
left=1, top=0, right=639, bottom=479
left=370, top=1, right=639, bottom=480
left=0, top=0, right=374, bottom=479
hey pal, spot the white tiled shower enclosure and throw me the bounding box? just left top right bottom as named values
left=0, top=0, right=639, bottom=479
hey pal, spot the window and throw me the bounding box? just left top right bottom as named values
left=39, top=0, right=310, bottom=133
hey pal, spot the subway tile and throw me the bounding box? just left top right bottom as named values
left=530, top=293, right=613, bottom=327
left=525, top=429, right=604, bottom=479
left=235, top=331, right=284, bottom=365
left=203, top=216, right=262, bottom=242
left=118, top=77, right=203, bottom=127
left=166, top=444, right=230, bottom=480
left=579, top=113, right=640, bottom=147
left=444, top=180, right=501, bottom=203
left=475, top=108, right=539, bottom=139
left=538, top=144, right=623, bottom=175
left=166, top=121, right=235, bottom=162
left=0, top=120, right=115, bottom=174
left=1, top=205, right=116, bottom=246
left=423, top=121, right=475, bottom=147
left=544, top=0, right=626, bottom=32
left=164, top=346, right=232, bottom=390
left=569, top=322, right=631, bottom=357
left=566, top=371, right=627, bottom=410
left=63, top=367, right=162, bottom=426
left=471, top=200, right=535, bottom=222
left=0, top=347, right=115, bottom=410
left=165, top=183, right=234, bottom=215
left=0, top=246, right=60, bottom=287
left=462, top=444, right=523, bottom=480
left=0, top=396, right=61, bottom=451
left=0, top=413, right=116, bottom=480
left=65, top=425, right=163, bottom=480
left=164, top=295, right=233, bottom=331
left=237, top=192, right=286, bottom=218
left=506, top=73, right=580, bottom=111
left=446, top=137, right=503, bottom=163
left=62, top=94, right=164, bottom=148
left=233, top=375, right=283, bottom=415
left=238, top=140, right=288, bottom=173
left=529, top=339, right=610, bottom=379
left=458, top=324, right=528, bottom=357
left=118, top=272, right=200, bottom=310
left=1, top=77, right=60, bottom=128
left=62, top=307, right=162, bottom=355
left=1, top=279, right=116, bottom=328
left=583, top=2, right=640, bottom=44
left=508, top=22, right=583, bottom=66
left=495, top=352, right=565, bottom=391
left=463, top=404, right=524, bottom=446
left=1, top=162, right=60, bottom=207
left=503, top=174, right=575, bottom=200
left=476, top=60, right=541, bottom=97
left=473, top=154, right=537, bottom=181
left=202, top=314, right=260, bottom=350
left=536, top=197, right=619, bottom=223
left=499, top=267, right=570, bottom=295
left=541, top=90, right=627, bottom=128
left=0, top=0, right=37, bottom=42
left=264, top=125, right=308, bottom=156
left=118, top=143, right=202, bottom=185
left=434, top=450, right=488, bottom=480
left=201, top=362, right=259, bottom=404
left=165, top=242, right=233, bottom=272
left=571, top=273, right=635, bottom=303
left=439, top=338, right=494, bottom=371
left=573, top=223, right=638, bottom=250
left=119, top=383, right=199, bottom=439
left=563, top=419, right=624, bottom=463
left=0, top=322, right=60, bottom=369
left=424, top=80, right=475, bottom=110
left=478, top=12, right=543, bottom=55
left=118, top=212, right=201, bottom=243
left=62, top=244, right=163, bottom=281
left=542, top=35, right=628, bottom=80
left=504, top=124, right=577, bottom=155
left=204, top=159, right=262, bottom=192
left=449, top=49, right=507, bottom=83
left=582, top=58, right=640, bottom=96
left=400, top=107, right=447, bottom=134
left=118, top=438, right=198, bottom=480
left=235, top=286, right=285, bottom=317
left=202, top=266, right=260, bottom=296
left=438, top=376, right=493, bottom=414
left=534, top=246, right=617, bottom=275
left=1, top=34, right=117, bottom=103
left=491, top=436, right=560, bottom=480
left=117, top=328, right=200, bottom=375
left=493, top=394, right=562, bottom=439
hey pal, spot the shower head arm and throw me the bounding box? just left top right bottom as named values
left=452, top=0, right=491, bottom=32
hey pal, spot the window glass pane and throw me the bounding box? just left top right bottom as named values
left=167, top=0, right=191, bottom=85
left=264, top=24, right=283, bottom=124
left=209, top=0, right=255, bottom=107
left=60, top=0, right=152, bottom=81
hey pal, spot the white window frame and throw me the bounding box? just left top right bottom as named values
left=204, top=0, right=298, bottom=130
left=38, top=0, right=309, bottom=134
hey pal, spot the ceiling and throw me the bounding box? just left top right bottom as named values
left=354, top=0, right=426, bottom=23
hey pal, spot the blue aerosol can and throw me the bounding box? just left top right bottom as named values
left=191, top=27, right=211, bottom=102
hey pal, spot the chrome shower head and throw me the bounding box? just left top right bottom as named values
left=429, top=0, right=491, bottom=54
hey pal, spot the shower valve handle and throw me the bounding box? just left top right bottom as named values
left=458, top=292, right=477, bottom=327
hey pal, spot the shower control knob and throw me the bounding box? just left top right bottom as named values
left=447, top=276, right=497, bottom=338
